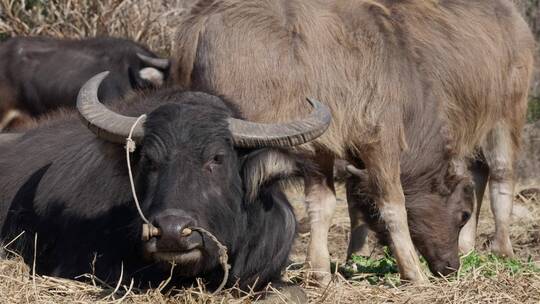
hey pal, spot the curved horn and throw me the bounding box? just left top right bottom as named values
left=346, top=165, right=367, bottom=179
left=77, top=71, right=146, bottom=144
left=228, top=98, right=331, bottom=148
left=137, top=53, right=170, bottom=70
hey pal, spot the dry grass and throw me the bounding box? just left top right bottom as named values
left=0, top=184, right=538, bottom=304
left=0, top=254, right=284, bottom=303
left=3, top=259, right=538, bottom=304
left=0, top=0, right=196, bottom=55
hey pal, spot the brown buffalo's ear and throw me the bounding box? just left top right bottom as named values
left=447, top=177, right=475, bottom=207
left=240, top=149, right=313, bottom=203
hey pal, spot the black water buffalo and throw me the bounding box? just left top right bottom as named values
left=0, top=72, right=331, bottom=290
left=0, top=37, right=170, bottom=130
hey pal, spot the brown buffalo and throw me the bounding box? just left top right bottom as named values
left=173, top=0, right=534, bottom=282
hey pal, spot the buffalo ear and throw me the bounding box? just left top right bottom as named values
left=448, top=177, right=475, bottom=205
left=240, top=149, right=312, bottom=203
left=138, top=67, right=166, bottom=87
left=128, top=66, right=166, bottom=90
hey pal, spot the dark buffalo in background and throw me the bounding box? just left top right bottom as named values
left=0, top=72, right=331, bottom=290
left=0, top=36, right=170, bottom=130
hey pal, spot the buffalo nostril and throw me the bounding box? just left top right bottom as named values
left=181, top=228, right=192, bottom=237
left=448, top=260, right=460, bottom=272
left=438, top=261, right=459, bottom=276
left=150, top=212, right=200, bottom=251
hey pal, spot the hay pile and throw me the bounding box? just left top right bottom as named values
left=1, top=258, right=539, bottom=304
left=1, top=252, right=539, bottom=304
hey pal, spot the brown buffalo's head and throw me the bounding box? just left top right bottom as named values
left=346, top=163, right=474, bottom=276
left=404, top=175, right=474, bottom=275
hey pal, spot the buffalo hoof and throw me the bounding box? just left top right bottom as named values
left=490, top=237, right=514, bottom=258
left=256, top=285, right=307, bottom=304
left=305, top=255, right=332, bottom=286
left=306, top=270, right=332, bottom=287
left=402, top=272, right=429, bottom=284
left=349, top=245, right=371, bottom=258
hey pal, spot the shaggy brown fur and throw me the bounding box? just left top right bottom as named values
left=173, top=0, right=534, bottom=281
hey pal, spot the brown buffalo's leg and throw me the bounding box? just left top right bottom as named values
left=347, top=218, right=371, bottom=258
left=459, top=159, right=489, bottom=254
left=304, top=154, right=336, bottom=284
left=362, top=142, right=427, bottom=283
left=346, top=185, right=371, bottom=258
left=482, top=124, right=516, bottom=257
left=377, top=184, right=426, bottom=282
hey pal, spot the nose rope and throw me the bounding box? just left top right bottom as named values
left=191, top=227, right=231, bottom=294
left=125, top=115, right=230, bottom=294
left=125, top=114, right=151, bottom=226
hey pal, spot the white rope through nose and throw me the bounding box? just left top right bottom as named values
left=125, top=114, right=151, bottom=226
left=125, top=115, right=230, bottom=294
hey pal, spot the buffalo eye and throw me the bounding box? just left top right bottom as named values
left=460, top=211, right=471, bottom=227
left=205, top=153, right=225, bottom=173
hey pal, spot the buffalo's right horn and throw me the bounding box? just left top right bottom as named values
left=77, top=71, right=146, bottom=144
left=137, top=53, right=171, bottom=70
left=228, top=98, right=332, bottom=148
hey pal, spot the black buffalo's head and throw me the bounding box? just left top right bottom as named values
left=76, top=72, right=331, bottom=282
left=99, top=51, right=171, bottom=102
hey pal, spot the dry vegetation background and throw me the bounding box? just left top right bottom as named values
left=0, top=0, right=539, bottom=303
left=1, top=0, right=539, bottom=122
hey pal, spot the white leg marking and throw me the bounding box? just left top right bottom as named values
left=380, top=197, right=428, bottom=283
left=489, top=180, right=514, bottom=256
left=305, top=181, right=336, bottom=283
left=483, top=125, right=515, bottom=257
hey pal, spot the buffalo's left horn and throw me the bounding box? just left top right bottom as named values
left=137, top=53, right=171, bottom=70
left=77, top=71, right=146, bottom=144
left=228, top=98, right=332, bottom=148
